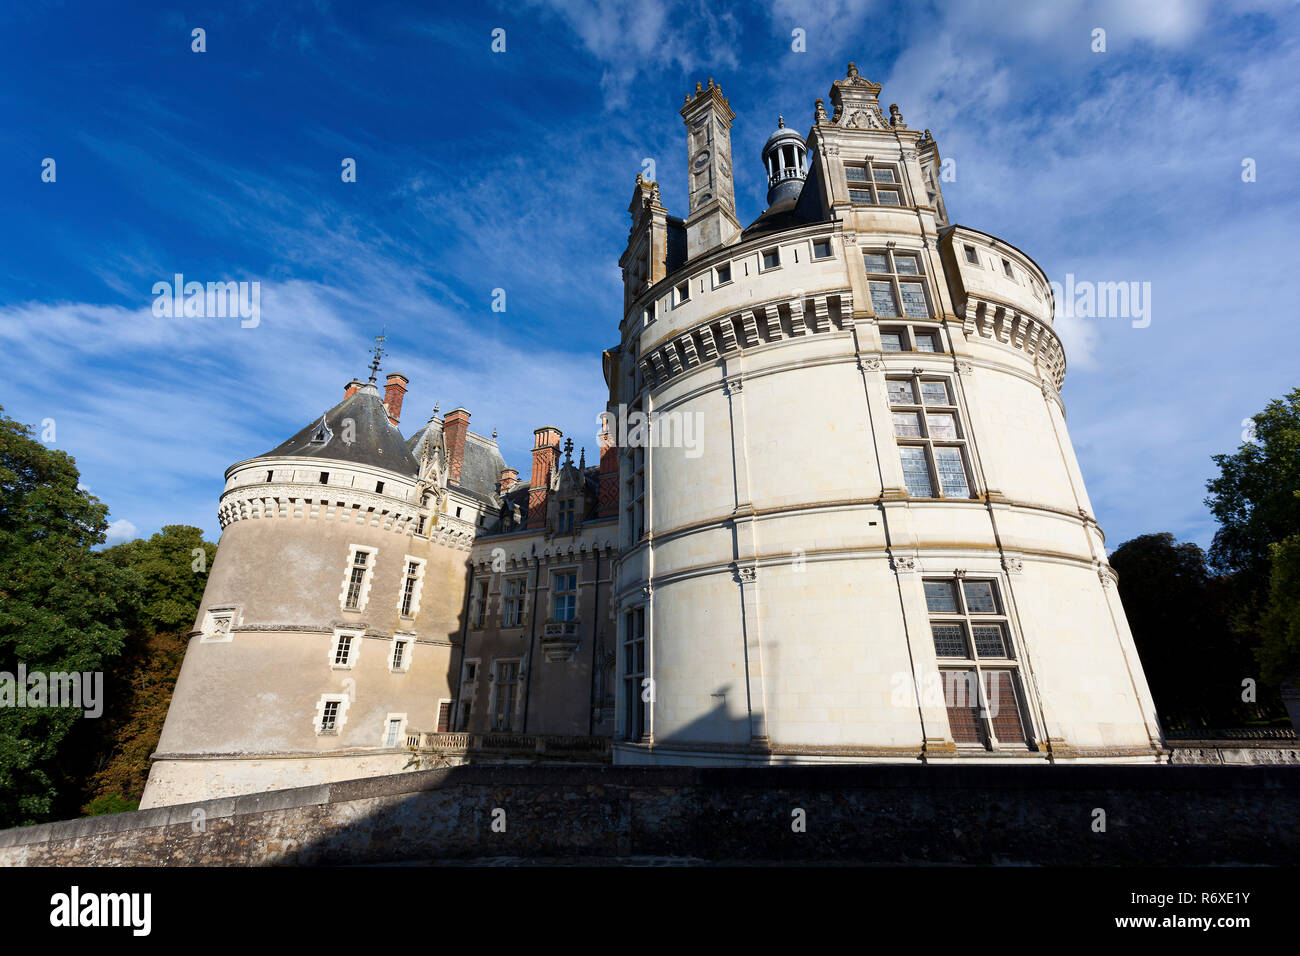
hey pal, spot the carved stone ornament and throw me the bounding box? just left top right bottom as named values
left=723, top=377, right=744, bottom=395
left=858, top=356, right=883, bottom=372
left=735, top=566, right=757, bottom=583
left=956, top=361, right=974, bottom=376
left=891, top=555, right=918, bottom=573
left=1002, top=555, right=1024, bottom=574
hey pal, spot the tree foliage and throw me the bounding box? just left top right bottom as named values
left=0, top=407, right=134, bottom=827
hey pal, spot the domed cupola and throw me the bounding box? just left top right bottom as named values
left=761, top=116, right=807, bottom=206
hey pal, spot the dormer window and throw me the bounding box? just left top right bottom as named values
left=309, top=415, right=332, bottom=445
left=558, top=497, right=576, bottom=534
left=847, top=161, right=903, bottom=205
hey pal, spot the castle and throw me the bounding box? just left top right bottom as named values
left=141, top=64, right=1163, bottom=809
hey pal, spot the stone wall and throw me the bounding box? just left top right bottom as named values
left=3, top=764, right=1298, bottom=866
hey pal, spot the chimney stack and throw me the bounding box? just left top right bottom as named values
left=596, top=416, right=620, bottom=518
left=383, top=372, right=409, bottom=426
left=527, top=426, right=563, bottom=528
left=344, top=378, right=364, bottom=399
left=443, top=408, right=470, bottom=483
left=499, top=467, right=519, bottom=494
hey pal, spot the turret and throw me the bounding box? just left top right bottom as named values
left=761, top=116, right=807, bottom=207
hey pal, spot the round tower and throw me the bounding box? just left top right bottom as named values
left=140, top=375, right=480, bottom=807
left=610, top=65, right=1164, bottom=767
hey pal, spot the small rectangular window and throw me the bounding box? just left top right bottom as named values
left=266, top=470, right=274, bottom=482
left=376, top=480, right=385, bottom=495
left=845, top=165, right=869, bottom=182
left=762, top=248, right=780, bottom=269
left=899, top=282, right=929, bottom=318
left=863, top=253, right=889, bottom=273
left=888, top=380, right=918, bottom=404
left=320, top=472, right=329, bottom=484
left=964, top=245, right=979, bottom=264
left=321, top=700, right=340, bottom=734
left=716, top=263, right=731, bottom=284
left=676, top=281, right=690, bottom=303
left=849, top=188, right=874, bottom=203
left=893, top=412, right=923, bottom=437
left=962, top=580, right=998, bottom=613
left=876, top=188, right=902, bottom=205
left=927, top=412, right=959, bottom=439
left=893, top=254, right=920, bottom=275
left=1002, top=258, right=1014, bottom=278
left=932, top=624, right=967, bottom=658
left=873, top=167, right=898, bottom=183
left=333, top=634, right=353, bottom=666
left=899, top=446, right=934, bottom=497
left=812, top=239, right=832, bottom=260
left=384, top=718, right=402, bottom=747
left=464, top=661, right=478, bottom=682
left=392, top=639, right=407, bottom=669
left=553, top=572, right=578, bottom=622
left=921, top=381, right=951, bottom=405
left=869, top=281, right=899, bottom=317
left=880, top=331, right=904, bottom=352
left=924, top=580, right=959, bottom=613
left=934, top=447, right=970, bottom=497
left=913, top=332, right=938, bottom=353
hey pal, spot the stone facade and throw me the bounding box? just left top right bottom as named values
left=608, top=64, right=1163, bottom=766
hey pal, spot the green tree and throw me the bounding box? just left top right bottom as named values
left=59, top=526, right=216, bottom=815
left=1206, top=388, right=1300, bottom=582
left=1257, top=530, right=1300, bottom=686
left=1110, top=532, right=1252, bottom=726
left=0, top=407, right=133, bottom=827
left=1205, top=388, right=1300, bottom=692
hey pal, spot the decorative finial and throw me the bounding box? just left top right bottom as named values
left=815, top=98, right=827, bottom=122
left=708, top=77, right=714, bottom=88
left=579, top=447, right=586, bottom=470
left=563, top=437, right=574, bottom=464
left=695, top=81, right=703, bottom=94
left=847, top=61, right=858, bottom=76
left=778, top=115, right=784, bottom=128
left=889, top=103, right=904, bottom=127
left=492, top=426, right=498, bottom=440
left=432, top=401, right=440, bottom=417
left=367, top=327, right=387, bottom=384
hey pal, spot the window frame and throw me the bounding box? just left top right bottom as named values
left=490, top=658, right=521, bottom=732
left=551, top=569, right=578, bottom=623
left=622, top=606, right=648, bottom=742
left=502, top=575, right=527, bottom=628
left=863, top=247, right=933, bottom=320
left=923, top=576, right=1030, bottom=750
left=340, top=544, right=377, bottom=612
left=329, top=626, right=363, bottom=670
left=315, top=693, right=350, bottom=736
left=845, top=160, right=905, bottom=205
left=397, top=555, right=426, bottom=619
left=887, top=373, right=974, bottom=500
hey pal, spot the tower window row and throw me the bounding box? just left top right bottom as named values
left=888, top=374, right=973, bottom=499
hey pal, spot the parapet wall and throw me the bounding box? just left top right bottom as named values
left=2, top=764, right=1298, bottom=865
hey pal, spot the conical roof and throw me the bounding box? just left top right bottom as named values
left=257, top=383, right=419, bottom=475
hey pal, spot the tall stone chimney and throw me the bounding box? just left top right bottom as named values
left=596, top=417, right=619, bottom=518
left=383, top=373, right=408, bottom=426
left=443, top=408, right=470, bottom=484
left=681, top=78, right=741, bottom=260
left=527, top=426, right=562, bottom=528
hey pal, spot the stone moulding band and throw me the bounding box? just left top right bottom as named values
left=217, top=483, right=471, bottom=551
left=962, top=297, right=1066, bottom=392
left=637, top=289, right=855, bottom=392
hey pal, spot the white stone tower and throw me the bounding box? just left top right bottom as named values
left=609, top=63, right=1164, bottom=766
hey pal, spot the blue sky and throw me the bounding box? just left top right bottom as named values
left=0, top=0, right=1296, bottom=551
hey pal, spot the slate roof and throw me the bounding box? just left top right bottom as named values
left=257, top=383, right=419, bottom=474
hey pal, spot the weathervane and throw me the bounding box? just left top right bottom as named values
left=367, top=327, right=387, bottom=384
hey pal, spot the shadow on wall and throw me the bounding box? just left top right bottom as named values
left=258, top=763, right=1299, bottom=866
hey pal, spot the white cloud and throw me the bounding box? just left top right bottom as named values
left=105, top=519, right=139, bottom=546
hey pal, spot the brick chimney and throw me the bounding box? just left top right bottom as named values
left=527, top=426, right=562, bottom=528
left=596, top=418, right=620, bottom=518
left=444, top=408, right=470, bottom=483
left=344, top=378, right=364, bottom=399
left=383, top=373, right=409, bottom=426
left=499, top=467, right=519, bottom=494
